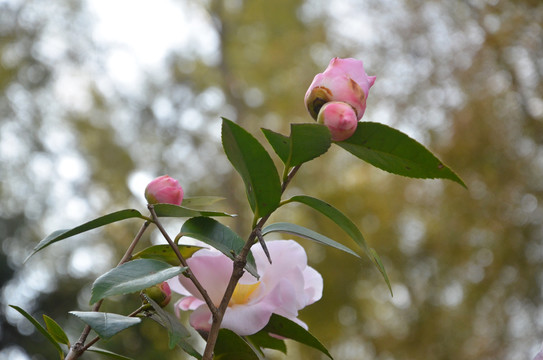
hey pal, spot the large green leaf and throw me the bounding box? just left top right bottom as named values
left=261, top=222, right=360, bottom=258
left=153, top=203, right=234, bottom=218
left=143, top=295, right=201, bottom=358
left=131, top=244, right=202, bottom=265
left=214, top=329, right=261, bottom=360
left=337, top=122, right=466, bottom=187
left=221, top=118, right=281, bottom=218
left=69, top=311, right=141, bottom=339
left=262, top=314, right=332, bottom=359
left=9, top=305, right=64, bottom=358
left=246, top=330, right=287, bottom=354
left=90, top=259, right=186, bottom=304
left=27, top=209, right=146, bottom=260
left=285, top=195, right=391, bottom=294
left=87, top=348, right=134, bottom=360
left=182, top=196, right=225, bottom=208
left=181, top=217, right=258, bottom=278
left=43, top=314, right=70, bottom=347
left=262, top=123, right=331, bottom=168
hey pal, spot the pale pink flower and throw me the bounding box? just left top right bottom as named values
left=305, top=57, right=376, bottom=121
left=317, top=101, right=358, bottom=141
left=144, top=175, right=184, bottom=205
left=168, top=240, right=323, bottom=336
left=534, top=345, right=543, bottom=360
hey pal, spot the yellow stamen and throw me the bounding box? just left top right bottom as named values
left=230, top=282, right=260, bottom=306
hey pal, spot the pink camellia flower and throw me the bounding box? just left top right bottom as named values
left=317, top=101, right=358, bottom=141
left=144, top=175, right=184, bottom=205
left=167, top=240, right=323, bottom=336
left=305, top=57, right=376, bottom=121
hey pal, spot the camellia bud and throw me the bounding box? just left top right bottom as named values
left=305, top=57, right=376, bottom=121
left=317, top=101, right=358, bottom=141
left=144, top=175, right=183, bottom=205
left=141, top=282, right=172, bottom=308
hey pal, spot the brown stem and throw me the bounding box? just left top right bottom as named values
left=147, top=205, right=218, bottom=316
left=202, top=165, right=302, bottom=359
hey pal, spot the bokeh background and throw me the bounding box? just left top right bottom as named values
left=1, top=0, right=542, bottom=359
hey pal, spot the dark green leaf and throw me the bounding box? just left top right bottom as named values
left=153, top=203, right=234, bottom=218
left=9, top=305, right=64, bottom=357
left=337, top=122, right=466, bottom=187
left=285, top=195, right=391, bottom=294
left=246, top=330, right=287, bottom=354
left=43, top=314, right=70, bottom=347
left=262, top=314, right=332, bottom=359
left=214, top=329, right=260, bottom=360
left=132, top=244, right=202, bottom=266
left=182, top=196, right=225, bottom=208
left=27, top=209, right=146, bottom=260
left=143, top=295, right=201, bottom=358
left=69, top=311, right=141, bottom=339
left=288, top=123, right=331, bottom=166
left=261, top=128, right=290, bottom=164
left=181, top=217, right=258, bottom=278
left=90, top=259, right=186, bottom=304
left=261, top=222, right=360, bottom=258
left=221, top=118, right=282, bottom=218
left=87, top=348, right=135, bottom=360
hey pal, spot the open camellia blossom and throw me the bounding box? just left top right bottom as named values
left=167, top=240, right=323, bottom=336
left=305, top=57, right=376, bottom=122
left=144, top=175, right=184, bottom=205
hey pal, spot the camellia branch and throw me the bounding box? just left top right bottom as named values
left=202, top=165, right=302, bottom=360
left=65, top=221, right=151, bottom=360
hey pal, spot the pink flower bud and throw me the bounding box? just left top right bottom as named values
left=144, top=175, right=184, bottom=205
left=317, top=101, right=358, bottom=141
left=305, top=57, right=376, bottom=121
left=142, top=281, right=172, bottom=307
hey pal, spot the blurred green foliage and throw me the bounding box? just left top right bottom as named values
left=1, top=0, right=542, bottom=359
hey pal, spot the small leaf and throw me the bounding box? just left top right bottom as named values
left=288, top=123, right=331, bottom=167
left=285, top=195, right=391, bottom=294
left=246, top=330, right=287, bottom=354
left=90, top=259, right=186, bottom=304
left=261, top=128, right=290, bottom=164
left=337, top=122, right=466, bottom=187
left=261, top=222, right=360, bottom=258
left=181, top=217, right=258, bottom=278
left=182, top=196, right=225, bottom=208
left=87, top=348, right=135, bottom=360
left=43, top=315, right=70, bottom=347
left=222, top=118, right=282, bottom=218
left=69, top=311, right=141, bottom=339
left=153, top=203, right=234, bottom=218
left=262, top=314, right=332, bottom=359
left=214, top=329, right=261, bottom=360
left=143, top=295, right=201, bottom=358
left=132, top=244, right=202, bottom=266
left=9, top=305, right=64, bottom=357
left=27, top=209, right=146, bottom=260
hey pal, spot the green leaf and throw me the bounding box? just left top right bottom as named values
left=87, top=348, right=135, bottom=360
left=246, top=330, right=287, bottom=354
left=288, top=123, right=331, bottom=167
left=142, top=295, right=201, bottom=358
left=285, top=195, right=392, bottom=294
left=214, top=329, right=261, bottom=360
left=43, top=315, right=70, bottom=347
left=181, top=217, right=259, bottom=278
left=182, top=196, right=226, bottom=208
left=90, top=259, right=186, bottom=304
left=261, top=222, right=360, bottom=258
left=153, top=203, right=234, bottom=218
left=9, top=305, right=64, bottom=358
left=27, top=209, right=146, bottom=260
left=132, top=244, right=202, bottom=266
left=221, top=118, right=282, bottom=218
left=69, top=311, right=141, bottom=339
left=262, top=314, right=332, bottom=359
left=337, top=122, right=466, bottom=187
left=262, top=123, right=331, bottom=168
left=261, top=128, right=290, bottom=164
